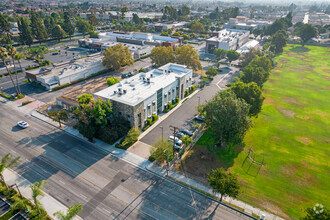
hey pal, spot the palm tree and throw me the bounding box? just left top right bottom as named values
left=54, top=203, right=83, bottom=220
left=0, top=47, right=19, bottom=95
left=7, top=45, right=21, bottom=94
left=15, top=52, right=25, bottom=80
left=30, top=180, right=47, bottom=214
left=11, top=196, right=29, bottom=212
left=0, top=153, right=21, bottom=189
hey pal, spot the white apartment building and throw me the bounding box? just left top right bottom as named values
left=206, top=29, right=250, bottom=53
left=94, top=63, right=193, bottom=128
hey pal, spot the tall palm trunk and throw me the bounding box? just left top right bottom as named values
left=3, top=61, right=19, bottom=96
left=11, top=58, right=21, bottom=94
left=17, top=59, right=27, bottom=82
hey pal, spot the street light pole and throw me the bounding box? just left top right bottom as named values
left=198, top=96, right=200, bottom=106
left=160, top=126, right=163, bottom=142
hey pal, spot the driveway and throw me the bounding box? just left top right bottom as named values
left=140, top=66, right=239, bottom=146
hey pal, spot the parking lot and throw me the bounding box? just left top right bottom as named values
left=140, top=65, right=238, bottom=146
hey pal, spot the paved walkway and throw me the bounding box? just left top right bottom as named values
left=30, top=110, right=283, bottom=220
left=3, top=168, right=81, bottom=220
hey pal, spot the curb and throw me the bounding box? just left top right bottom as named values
left=144, top=164, right=257, bottom=220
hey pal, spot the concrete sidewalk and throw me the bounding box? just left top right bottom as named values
left=3, top=168, right=81, bottom=220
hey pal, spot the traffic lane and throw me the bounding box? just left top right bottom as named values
left=140, top=71, right=234, bottom=146
left=0, top=119, right=159, bottom=219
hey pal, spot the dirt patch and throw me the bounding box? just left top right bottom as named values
left=282, top=163, right=316, bottom=186
left=263, top=89, right=270, bottom=94
left=282, top=98, right=304, bottom=106
left=295, top=114, right=310, bottom=120
left=296, top=136, right=313, bottom=145
left=276, top=106, right=295, bottom=118
left=264, top=97, right=275, bottom=105
left=180, top=145, right=225, bottom=180
left=308, top=110, right=329, bottom=119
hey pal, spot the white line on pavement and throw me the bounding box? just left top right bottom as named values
left=79, top=193, right=87, bottom=199
left=216, top=71, right=232, bottom=90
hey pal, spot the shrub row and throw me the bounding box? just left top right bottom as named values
left=22, top=100, right=33, bottom=106
left=52, top=83, right=70, bottom=91
left=142, top=114, right=158, bottom=131
left=0, top=92, right=11, bottom=99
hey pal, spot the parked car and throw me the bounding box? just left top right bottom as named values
left=168, top=141, right=182, bottom=151
left=194, top=115, right=205, bottom=122
left=180, top=129, right=193, bottom=137
left=17, top=121, right=29, bottom=128
left=52, top=52, right=59, bottom=55
left=175, top=132, right=185, bottom=138
left=192, top=79, right=196, bottom=84
left=168, top=136, right=182, bottom=146
left=121, top=72, right=133, bottom=78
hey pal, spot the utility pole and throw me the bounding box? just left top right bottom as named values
left=169, top=125, right=179, bottom=155
left=160, top=126, right=163, bottom=142
left=198, top=96, right=200, bottom=106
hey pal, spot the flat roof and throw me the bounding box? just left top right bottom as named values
left=95, top=63, right=191, bottom=106
left=208, top=29, right=249, bottom=43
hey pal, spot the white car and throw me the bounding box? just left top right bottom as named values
left=168, top=136, right=182, bottom=146
left=17, top=121, right=29, bottom=129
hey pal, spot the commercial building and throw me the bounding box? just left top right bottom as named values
left=223, top=16, right=272, bottom=30
left=94, top=63, right=193, bottom=128
left=236, top=40, right=260, bottom=54
left=98, top=32, right=182, bottom=48
left=206, top=29, right=250, bottom=53
left=149, top=22, right=188, bottom=31
left=78, top=38, right=153, bottom=59
left=25, top=54, right=105, bottom=90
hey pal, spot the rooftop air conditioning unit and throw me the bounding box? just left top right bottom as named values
left=123, top=89, right=127, bottom=94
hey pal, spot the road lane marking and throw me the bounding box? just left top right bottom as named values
left=216, top=71, right=231, bottom=90
left=0, top=118, right=186, bottom=220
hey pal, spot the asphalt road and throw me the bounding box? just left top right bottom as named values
left=140, top=66, right=239, bottom=146
left=0, top=103, right=250, bottom=220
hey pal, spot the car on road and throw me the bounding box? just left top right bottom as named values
left=180, top=129, right=193, bottom=137
left=194, top=115, right=205, bottom=122
left=175, top=132, right=185, bottom=138
left=52, top=52, right=59, bottom=55
left=121, top=72, right=133, bottom=78
left=17, top=121, right=29, bottom=128
left=168, top=136, right=182, bottom=146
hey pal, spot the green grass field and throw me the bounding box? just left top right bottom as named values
left=183, top=45, right=330, bottom=219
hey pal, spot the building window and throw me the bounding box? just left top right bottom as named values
left=147, top=104, right=151, bottom=117
left=152, top=102, right=156, bottom=113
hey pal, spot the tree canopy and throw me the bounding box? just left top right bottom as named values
left=150, top=138, right=174, bottom=163
left=298, top=24, right=317, bottom=46
left=226, top=50, right=240, bottom=62
left=200, top=90, right=252, bottom=146
left=230, top=82, right=265, bottom=116
left=77, top=94, right=93, bottom=106
left=189, top=21, right=205, bottom=33
left=175, top=45, right=202, bottom=71
left=270, top=30, right=288, bottom=54
left=150, top=46, right=175, bottom=67
left=207, top=168, right=240, bottom=201
left=107, top=77, right=120, bottom=86
left=241, top=65, right=269, bottom=88
left=206, top=67, right=218, bottom=78
left=102, top=44, right=134, bottom=71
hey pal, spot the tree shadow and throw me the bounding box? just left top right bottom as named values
left=289, top=45, right=310, bottom=53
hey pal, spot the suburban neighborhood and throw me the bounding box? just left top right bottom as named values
left=0, top=0, right=329, bottom=220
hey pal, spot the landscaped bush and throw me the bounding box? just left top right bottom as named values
left=120, top=127, right=140, bottom=148
left=168, top=102, right=173, bottom=109
left=22, top=100, right=33, bottom=105
left=52, top=83, right=70, bottom=91
left=185, top=89, right=189, bottom=97
left=97, top=117, right=130, bottom=145
left=199, top=82, right=206, bottom=88
left=190, top=85, right=196, bottom=92
left=107, top=77, right=120, bottom=86
left=0, top=92, right=11, bottom=99
left=175, top=97, right=180, bottom=103
left=147, top=118, right=152, bottom=126
left=152, top=114, right=158, bottom=122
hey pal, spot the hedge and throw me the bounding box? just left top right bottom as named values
left=22, top=100, right=33, bottom=105
left=0, top=92, right=11, bottom=99
left=52, top=83, right=70, bottom=91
